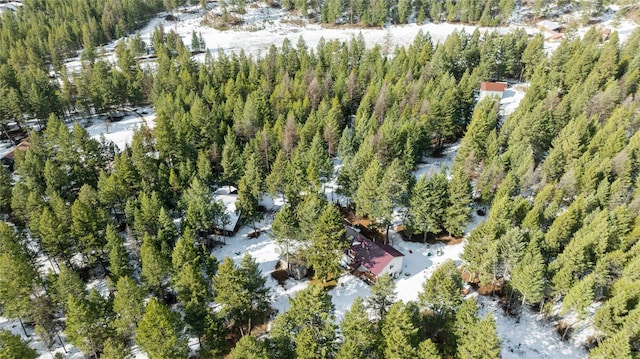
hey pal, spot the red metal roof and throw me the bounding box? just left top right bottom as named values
left=345, top=226, right=404, bottom=276
left=480, top=82, right=507, bottom=92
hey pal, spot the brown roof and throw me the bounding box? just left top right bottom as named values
left=2, top=141, right=30, bottom=160
left=546, top=32, right=563, bottom=41
left=480, top=82, right=507, bottom=92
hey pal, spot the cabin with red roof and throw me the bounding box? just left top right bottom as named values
left=479, top=82, right=508, bottom=101
left=343, top=225, right=404, bottom=282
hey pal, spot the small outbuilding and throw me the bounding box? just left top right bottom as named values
left=213, top=187, right=241, bottom=236
left=279, top=256, right=309, bottom=280
left=479, top=82, right=508, bottom=101
left=536, top=20, right=562, bottom=32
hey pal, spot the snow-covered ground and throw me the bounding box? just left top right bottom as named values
left=62, top=2, right=639, bottom=73
left=476, top=294, right=588, bottom=358
left=501, top=85, right=528, bottom=118
left=80, top=106, right=156, bottom=151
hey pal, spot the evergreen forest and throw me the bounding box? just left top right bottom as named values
left=0, top=0, right=640, bottom=358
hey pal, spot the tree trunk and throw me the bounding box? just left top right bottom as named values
left=385, top=224, right=390, bottom=244
left=423, top=231, right=427, bottom=243
left=1, top=125, right=15, bottom=145
left=19, top=317, right=28, bottom=337
left=57, top=332, right=67, bottom=353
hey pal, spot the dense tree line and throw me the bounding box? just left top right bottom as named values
left=0, top=23, right=540, bottom=357
left=0, top=0, right=610, bottom=355
left=277, top=0, right=514, bottom=26
left=456, top=27, right=640, bottom=357
left=227, top=0, right=616, bottom=27
left=0, top=0, right=167, bottom=135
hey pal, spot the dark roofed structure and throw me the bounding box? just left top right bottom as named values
left=2, top=140, right=30, bottom=161
left=344, top=225, right=404, bottom=280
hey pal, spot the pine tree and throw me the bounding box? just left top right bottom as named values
left=55, top=264, right=87, bottom=310
left=106, top=224, right=133, bottom=283
left=271, top=204, right=299, bottom=259
left=38, top=198, right=75, bottom=265
left=197, top=150, right=213, bottom=187
left=182, top=300, right=208, bottom=346
left=113, top=276, right=146, bottom=338
left=0, top=329, right=38, bottom=359
left=297, top=193, right=327, bottom=241
left=418, top=260, right=462, bottom=319
left=353, top=157, right=383, bottom=220
left=0, top=165, right=13, bottom=213
left=157, top=207, right=179, bottom=258
left=266, top=150, right=288, bottom=199
left=353, top=158, right=393, bottom=235
left=65, top=291, right=110, bottom=358
left=521, top=34, right=544, bottom=81
left=337, top=297, right=379, bottom=359
left=171, top=228, right=200, bottom=274
left=136, top=298, right=189, bottom=359
left=497, top=227, right=525, bottom=279
left=589, top=332, right=632, bottom=359
left=380, top=158, right=410, bottom=240
left=454, top=297, right=479, bottom=344
left=456, top=314, right=501, bottom=359
left=31, top=295, right=59, bottom=356
left=510, top=242, right=545, bottom=306
left=231, top=335, right=269, bottom=359
left=271, top=285, right=336, bottom=356
left=417, top=339, right=440, bottom=359
left=295, top=326, right=323, bottom=359
left=213, top=255, right=268, bottom=336
left=238, top=253, right=270, bottom=333
left=175, top=262, right=210, bottom=304
left=0, top=239, right=39, bottom=333
left=283, top=148, right=308, bottom=207
left=183, top=177, right=217, bottom=234
left=213, top=257, right=249, bottom=335
left=561, top=274, right=595, bottom=318
left=366, top=273, right=397, bottom=322
left=381, top=302, right=419, bottom=359
left=237, top=153, right=264, bottom=230
left=102, top=338, right=133, bottom=359
left=307, top=203, right=347, bottom=282
left=200, top=310, right=227, bottom=357
left=409, top=171, right=450, bottom=240
left=222, top=131, right=243, bottom=188
left=140, top=234, right=170, bottom=295
left=71, top=184, right=109, bottom=267
left=445, top=167, right=472, bottom=237
left=306, top=133, right=333, bottom=189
